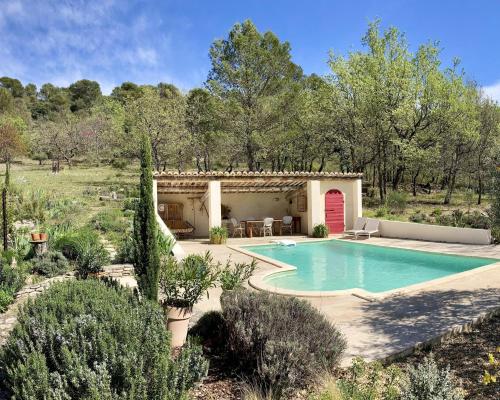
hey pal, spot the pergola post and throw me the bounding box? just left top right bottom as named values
left=352, top=178, right=363, bottom=226
left=307, top=180, right=322, bottom=235
left=207, top=180, right=221, bottom=229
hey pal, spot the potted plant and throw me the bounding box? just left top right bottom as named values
left=39, top=225, right=48, bottom=242
left=312, top=223, right=329, bottom=238
left=209, top=226, right=228, bottom=244
left=159, top=251, right=220, bottom=347
left=220, top=259, right=257, bottom=293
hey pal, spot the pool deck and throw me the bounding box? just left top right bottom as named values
left=185, top=235, right=500, bottom=366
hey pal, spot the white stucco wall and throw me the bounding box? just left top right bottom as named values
left=378, top=220, right=492, bottom=245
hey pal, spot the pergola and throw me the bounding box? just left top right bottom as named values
left=153, top=171, right=363, bottom=236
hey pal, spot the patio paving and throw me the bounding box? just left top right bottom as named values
left=184, top=236, right=500, bottom=366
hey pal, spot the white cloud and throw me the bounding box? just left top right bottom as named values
left=483, top=81, right=500, bottom=103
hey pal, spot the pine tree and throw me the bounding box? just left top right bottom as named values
left=133, top=134, right=160, bottom=301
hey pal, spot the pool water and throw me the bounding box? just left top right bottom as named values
left=244, top=240, right=497, bottom=293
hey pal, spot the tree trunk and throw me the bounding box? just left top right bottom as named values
left=477, top=175, right=483, bottom=205
left=412, top=168, right=420, bottom=197
left=444, top=170, right=457, bottom=205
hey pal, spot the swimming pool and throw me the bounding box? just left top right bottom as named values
left=244, top=240, right=498, bottom=294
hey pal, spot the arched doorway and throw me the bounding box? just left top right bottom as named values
left=325, top=189, right=344, bottom=234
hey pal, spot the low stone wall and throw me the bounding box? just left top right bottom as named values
left=378, top=219, right=492, bottom=245
left=0, top=264, right=134, bottom=346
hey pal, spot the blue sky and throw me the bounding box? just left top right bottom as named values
left=0, top=0, right=499, bottom=100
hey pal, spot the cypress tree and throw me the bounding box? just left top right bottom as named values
left=133, top=134, right=160, bottom=301
left=492, top=166, right=500, bottom=227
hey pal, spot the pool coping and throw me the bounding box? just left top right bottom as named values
left=228, top=238, right=500, bottom=300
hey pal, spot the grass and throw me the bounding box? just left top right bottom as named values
left=1, top=159, right=139, bottom=245
left=363, top=190, right=492, bottom=222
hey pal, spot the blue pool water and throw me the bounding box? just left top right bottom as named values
left=244, top=240, right=497, bottom=293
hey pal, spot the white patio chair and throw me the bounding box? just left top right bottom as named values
left=356, top=219, right=380, bottom=239
left=230, top=217, right=245, bottom=238
left=259, top=217, right=274, bottom=237
left=344, top=217, right=367, bottom=238
left=280, top=215, right=293, bottom=235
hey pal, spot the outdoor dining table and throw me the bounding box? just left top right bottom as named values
left=241, top=219, right=282, bottom=238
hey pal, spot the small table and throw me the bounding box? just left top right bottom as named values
left=242, top=219, right=283, bottom=238
left=30, top=239, right=48, bottom=256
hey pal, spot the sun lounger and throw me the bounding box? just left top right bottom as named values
left=356, top=219, right=380, bottom=239
left=344, top=217, right=367, bottom=238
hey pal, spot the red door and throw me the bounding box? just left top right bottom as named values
left=325, top=189, right=344, bottom=234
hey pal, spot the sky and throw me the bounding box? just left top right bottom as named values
left=0, top=0, right=499, bottom=100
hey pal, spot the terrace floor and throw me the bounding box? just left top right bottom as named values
left=184, top=236, right=500, bottom=366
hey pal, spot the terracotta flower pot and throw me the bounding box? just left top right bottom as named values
left=164, top=305, right=193, bottom=348
left=31, top=233, right=41, bottom=241
left=39, top=233, right=48, bottom=241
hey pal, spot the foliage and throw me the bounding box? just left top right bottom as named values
left=0, top=289, right=14, bottom=313
left=133, top=133, right=160, bottom=301
left=31, top=250, right=69, bottom=277
left=219, top=259, right=257, bottom=291
left=188, top=310, right=227, bottom=351
left=91, top=208, right=130, bottom=234
left=386, top=191, right=408, bottom=214
left=336, top=357, right=403, bottom=400
left=0, top=255, right=26, bottom=312
left=401, top=355, right=464, bottom=400
left=115, top=234, right=135, bottom=263
left=159, top=252, right=220, bottom=308
left=220, top=290, right=346, bottom=398
left=312, top=223, right=329, bottom=238
left=409, top=210, right=428, bottom=224
left=491, top=167, right=500, bottom=230
left=0, top=279, right=208, bottom=399
left=209, top=226, right=228, bottom=244
left=76, top=238, right=110, bottom=278
left=482, top=347, right=499, bottom=385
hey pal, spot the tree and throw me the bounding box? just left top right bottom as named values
left=206, top=20, right=302, bottom=171
left=34, top=113, right=85, bottom=171
left=127, top=87, right=187, bottom=171
left=68, top=79, right=102, bottom=113
left=111, top=82, right=143, bottom=105
left=186, top=88, right=231, bottom=171
left=133, top=134, right=160, bottom=301
left=0, top=77, right=24, bottom=98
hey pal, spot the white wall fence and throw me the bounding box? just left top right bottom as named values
left=378, top=219, right=492, bottom=245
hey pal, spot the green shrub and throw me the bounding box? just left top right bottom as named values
left=76, top=239, right=110, bottom=278
left=491, top=227, right=500, bottom=244
left=409, top=210, right=428, bottom=224
left=221, top=290, right=346, bottom=398
left=401, top=356, right=463, bottom=400
left=54, top=229, right=101, bottom=260
left=111, top=158, right=128, bottom=169
left=336, top=357, right=403, bottom=399
left=482, top=347, right=499, bottom=385
left=189, top=310, right=227, bottom=352
left=431, top=208, right=442, bottom=217
left=312, top=223, right=329, bottom=238
left=0, top=289, right=14, bottom=313
left=91, top=208, right=130, bottom=234
left=159, top=252, right=220, bottom=308
left=209, top=226, right=228, bottom=244
left=386, top=191, right=407, bottom=214
left=374, top=206, right=388, bottom=218
left=0, top=279, right=208, bottom=399
left=0, top=258, right=26, bottom=312
left=116, top=234, right=135, bottom=263
left=219, top=259, right=257, bottom=291
left=462, top=210, right=491, bottom=229
left=31, top=251, right=69, bottom=277
left=123, top=197, right=139, bottom=211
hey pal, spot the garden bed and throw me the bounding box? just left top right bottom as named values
left=191, top=314, right=500, bottom=399
left=396, top=313, right=500, bottom=400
